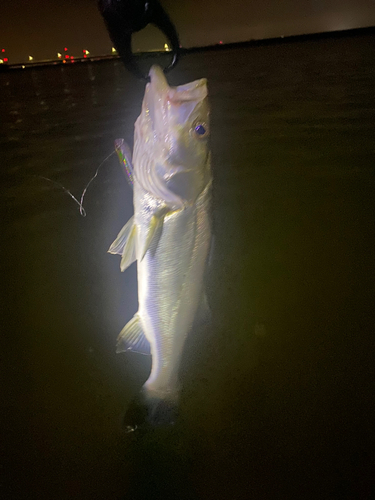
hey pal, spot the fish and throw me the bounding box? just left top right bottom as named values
left=109, top=65, right=212, bottom=428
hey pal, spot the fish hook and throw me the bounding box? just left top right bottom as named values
left=98, top=0, right=180, bottom=81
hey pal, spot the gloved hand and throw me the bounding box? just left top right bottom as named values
left=98, top=0, right=180, bottom=80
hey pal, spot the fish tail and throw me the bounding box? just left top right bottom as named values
left=122, top=389, right=178, bottom=432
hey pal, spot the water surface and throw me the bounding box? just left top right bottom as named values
left=1, top=33, right=375, bottom=499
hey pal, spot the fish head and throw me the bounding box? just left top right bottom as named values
left=135, top=65, right=210, bottom=206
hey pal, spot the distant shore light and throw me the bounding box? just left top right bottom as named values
left=29, top=55, right=33, bottom=61
left=164, top=43, right=170, bottom=51
left=112, top=47, right=117, bottom=53
left=0, top=59, right=3, bottom=64
left=57, top=52, right=62, bottom=58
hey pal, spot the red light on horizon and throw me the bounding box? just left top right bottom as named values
left=1, top=49, right=5, bottom=52
left=64, top=47, right=68, bottom=51
left=70, top=56, right=74, bottom=59
left=3, top=57, right=8, bottom=62
left=219, top=41, right=223, bottom=44
left=83, top=55, right=87, bottom=58
left=65, top=55, right=69, bottom=59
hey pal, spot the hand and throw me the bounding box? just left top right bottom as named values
left=98, top=0, right=180, bottom=80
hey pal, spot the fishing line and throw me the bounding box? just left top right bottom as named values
left=78, top=150, right=116, bottom=216
left=38, top=175, right=89, bottom=216
left=36, top=150, right=116, bottom=217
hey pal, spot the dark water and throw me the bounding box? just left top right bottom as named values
left=1, top=33, right=375, bottom=499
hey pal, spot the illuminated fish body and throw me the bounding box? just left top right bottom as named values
left=109, top=65, right=211, bottom=427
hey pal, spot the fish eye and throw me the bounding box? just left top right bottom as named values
left=193, top=122, right=208, bottom=138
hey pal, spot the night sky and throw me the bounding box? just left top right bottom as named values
left=1, top=0, right=375, bottom=63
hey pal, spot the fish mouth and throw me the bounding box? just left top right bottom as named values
left=146, top=65, right=208, bottom=134
left=149, top=65, right=169, bottom=90
left=149, top=65, right=207, bottom=102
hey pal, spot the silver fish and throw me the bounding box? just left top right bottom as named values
left=109, top=65, right=212, bottom=427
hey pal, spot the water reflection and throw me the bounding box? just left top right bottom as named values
left=87, top=64, right=98, bottom=105
left=59, top=65, right=77, bottom=109
left=30, top=69, right=49, bottom=110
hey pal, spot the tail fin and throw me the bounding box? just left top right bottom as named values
left=123, top=390, right=178, bottom=432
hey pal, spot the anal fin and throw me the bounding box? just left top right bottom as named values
left=116, top=313, right=150, bottom=355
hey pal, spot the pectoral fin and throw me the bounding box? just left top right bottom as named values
left=141, top=214, right=164, bottom=261
left=108, top=216, right=134, bottom=255
left=108, top=216, right=137, bottom=272
left=141, top=206, right=173, bottom=261
left=116, top=313, right=150, bottom=355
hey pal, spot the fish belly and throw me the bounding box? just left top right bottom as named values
left=134, top=183, right=211, bottom=399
